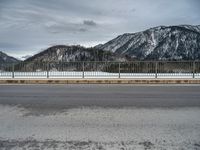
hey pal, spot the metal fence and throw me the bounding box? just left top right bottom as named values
left=0, top=61, right=200, bottom=78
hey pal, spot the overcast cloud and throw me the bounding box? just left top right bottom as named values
left=0, top=0, right=200, bottom=58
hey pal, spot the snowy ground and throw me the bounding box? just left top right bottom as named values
left=0, top=71, right=200, bottom=79
left=0, top=105, right=200, bottom=150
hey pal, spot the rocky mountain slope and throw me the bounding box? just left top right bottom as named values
left=25, top=45, right=128, bottom=63
left=97, top=25, right=200, bottom=60
left=0, top=51, right=19, bottom=67
left=20, top=45, right=129, bottom=71
left=1, top=24, right=200, bottom=69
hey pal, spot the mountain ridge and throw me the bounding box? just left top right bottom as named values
left=24, top=45, right=128, bottom=63
left=0, top=51, right=20, bottom=66
left=96, top=25, right=200, bottom=60
left=1, top=24, right=200, bottom=65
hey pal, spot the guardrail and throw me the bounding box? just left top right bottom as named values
left=0, top=61, right=200, bottom=78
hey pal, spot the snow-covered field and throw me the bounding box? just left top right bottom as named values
left=0, top=105, right=200, bottom=150
left=0, top=71, right=200, bottom=79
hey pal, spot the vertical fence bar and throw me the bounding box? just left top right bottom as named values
left=82, top=62, right=85, bottom=78
left=118, top=62, right=121, bottom=78
left=12, top=63, right=15, bottom=78
left=193, top=61, right=195, bottom=79
left=47, top=62, right=49, bottom=78
left=155, top=61, right=158, bottom=78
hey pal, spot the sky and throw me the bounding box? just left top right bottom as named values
left=0, top=0, right=200, bottom=58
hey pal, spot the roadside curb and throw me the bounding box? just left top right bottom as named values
left=0, top=79, right=200, bottom=84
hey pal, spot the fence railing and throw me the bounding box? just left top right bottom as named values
left=0, top=61, right=200, bottom=78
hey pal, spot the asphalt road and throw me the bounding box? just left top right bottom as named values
left=0, top=84, right=200, bottom=112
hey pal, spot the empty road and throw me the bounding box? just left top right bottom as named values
left=0, top=84, right=200, bottom=112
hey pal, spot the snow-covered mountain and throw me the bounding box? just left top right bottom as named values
left=21, top=45, right=128, bottom=71
left=97, top=25, right=200, bottom=60
left=25, top=45, right=127, bottom=62
left=0, top=51, right=19, bottom=66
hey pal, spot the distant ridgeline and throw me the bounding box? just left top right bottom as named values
left=1, top=25, right=200, bottom=71
left=11, top=45, right=129, bottom=72
left=24, top=45, right=128, bottom=63
left=0, top=51, right=19, bottom=67
left=25, top=23, right=200, bottom=63
left=96, top=25, right=200, bottom=60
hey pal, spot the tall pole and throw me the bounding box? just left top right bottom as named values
left=118, top=62, right=121, bottom=78
left=193, top=61, right=195, bottom=79
left=82, top=62, right=85, bottom=78
left=12, top=63, right=14, bottom=78
left=47, top=62, right=49, bottom=78
left=155, top=61, right=158, bottom=79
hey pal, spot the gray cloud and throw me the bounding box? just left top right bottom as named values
left=83, top=20, right=97, bottom=26
left=79, top=28, right=88, bottom=32
left=0, top=0, right=200, bottom=58
left=44, top=20, right=97, bottom=34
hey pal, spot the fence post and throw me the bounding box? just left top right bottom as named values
left=193, top=61, right=195, bottom=79
left=47, top=62, right=49, bottom=78
left=82, top=62, right=85, bottom=78
left=12, top=63, right=14, bottom=78
left=118, top=62, right=121, bottom=78
left=155, top=61, right=158, bottom=78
